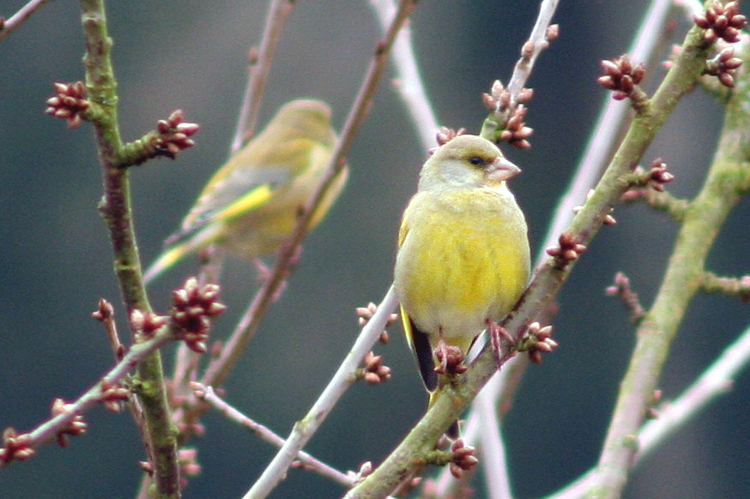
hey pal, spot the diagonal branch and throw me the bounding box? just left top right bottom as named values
left=0, top=0, right=52, bottom=43
left=547, top=321, right=750, bottom=499
left=242, top=287, right=399, bottom=499
left=0, top=323, right=176, bottom=469
left=193, top=384, right=354, bottom=488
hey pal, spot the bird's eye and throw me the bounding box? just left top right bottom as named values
left=468, top=156, right=485, bottom=167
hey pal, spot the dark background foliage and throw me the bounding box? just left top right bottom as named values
left=1, top=1, right=748, bottom=497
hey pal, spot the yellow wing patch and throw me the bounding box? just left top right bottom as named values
left=213, top=184, right=274, bottom=222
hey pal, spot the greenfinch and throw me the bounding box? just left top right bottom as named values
left=394, top=134, right=530, bottom=436
left=144, top=99, right=348, bottom=283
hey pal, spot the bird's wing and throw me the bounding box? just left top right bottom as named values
left=397, top=215, right=438, bottom=392
left=163, top=165, right=290, bottom=248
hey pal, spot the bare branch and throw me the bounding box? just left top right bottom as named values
left=368, top=0, right=439, bottom=150
left=241, top=286, right=399, bottom=499
left=0, top=0, right=52, bottom=43
left=0, top=326, right=176, bottom=469
left=193, top=384, right=355, bottom=488
left=547, top=322, right=750, bottom=499
left=79, top=0, right=182, bottom=494
left=506, top=0, right=560, bottom=105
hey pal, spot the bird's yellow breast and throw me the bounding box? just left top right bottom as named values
left=395, top=186, right=529, bottom=348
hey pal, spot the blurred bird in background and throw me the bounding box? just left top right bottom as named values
left=144, top=99, right=349, bottom=284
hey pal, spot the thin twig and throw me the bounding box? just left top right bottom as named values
left=637, top=326, right=750, bottom=456
left=479, top=0, right=560, bottom=144
left=230, top=0, right=296, bottom=152
left=193, top=384, right=354, bottom=487
left=476, top=376, right=514, bottom=499
left=242, top=286, right=399, bottom=499
left=0, top=326, right=175, bottom=470
left=0, top=0, right=53, bottom=43
left=368, top=0, right=439, bottom=149
left=505, top=0, right=560, bottom=105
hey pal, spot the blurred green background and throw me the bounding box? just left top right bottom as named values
left=1, top=1, right=749, bottom=497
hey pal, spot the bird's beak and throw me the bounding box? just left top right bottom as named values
left=487, top=156, right=521, bottom=183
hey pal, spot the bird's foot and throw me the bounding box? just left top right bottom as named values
left=488, top=320, right=514, bottom=360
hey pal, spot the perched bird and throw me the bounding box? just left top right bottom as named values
left=144, top=99, right=348, bottom=283
left=394, top=134, right=530, bottom=436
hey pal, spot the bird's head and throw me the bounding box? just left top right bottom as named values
left=419, top=135, right=520, bottom=191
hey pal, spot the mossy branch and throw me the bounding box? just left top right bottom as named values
left=590, top=30, right=750, bottom=499
left=78, top=0, right=178, bottom=497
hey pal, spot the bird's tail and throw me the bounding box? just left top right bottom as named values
left=403, top=309, right=461, bottom=438
left=143, top=220, right=224, bottom=285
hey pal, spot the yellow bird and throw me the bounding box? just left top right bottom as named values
left=144, top=99, right=348, bottom=283
left=394, top=134, right=530, bottom=436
